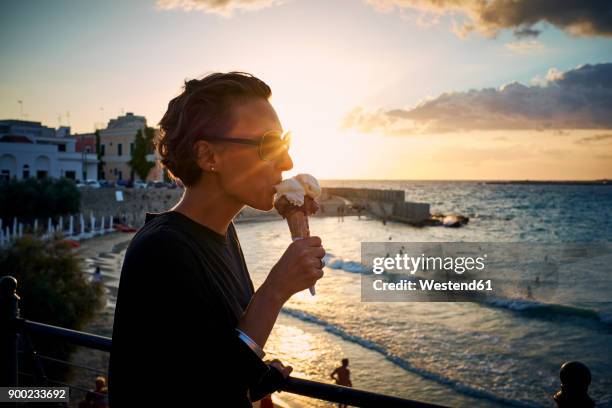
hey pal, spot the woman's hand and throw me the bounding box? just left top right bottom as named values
left=238, top=236, right=325, bottom=349
left=267, top=359, right=293, bottom=378
left=263, top=236, right=325, bottom=303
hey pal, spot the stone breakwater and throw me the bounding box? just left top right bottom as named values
left=79, top=187, right=347, bottom=227
left=79, top=187, right=440, bottom=227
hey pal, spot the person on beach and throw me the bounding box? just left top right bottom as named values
left=330, top=358, right=352, bottom=408
left=83, top=376, right=108, bottom=408
left=92, top=266, right=103, bottom=284
left=108, top=72, right=326, bottom=407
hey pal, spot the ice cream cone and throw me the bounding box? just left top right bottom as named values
left=287, top=210, right=309, bottom=240
left=274, top=174, right=322, bottom=296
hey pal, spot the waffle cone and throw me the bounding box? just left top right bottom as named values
left=286, top=211, right=310, bottom=240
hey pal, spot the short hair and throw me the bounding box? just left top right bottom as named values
left=95, top=376, right=106, bottom=387
left=156, top=72, right=272, bottom=186
left=342, top=358, right=349, bottom=366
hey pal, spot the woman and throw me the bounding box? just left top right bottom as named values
left=108, top=72, right=326, bottom=407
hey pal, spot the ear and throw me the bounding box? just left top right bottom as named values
left=193, top=140, right=216, bottom=172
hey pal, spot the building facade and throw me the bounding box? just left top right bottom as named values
left=0, top=120, right=98, bottom=181
left=99, top=112, right=150, bottom=182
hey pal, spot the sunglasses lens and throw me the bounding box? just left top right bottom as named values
left=261, top=132, right=290, bottom=160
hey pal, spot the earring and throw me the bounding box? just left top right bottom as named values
left=210, top=165, right=215, bottom=172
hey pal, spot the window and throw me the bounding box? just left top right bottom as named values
left=85, top=147, right=91, bottom=153
left=58, top=144, right=66, bottom=152
left=36, top=170, right=47, bottom=179
left=1, top=170, right=10, bottom=181
left=101, top=144, right=105, bottom=156
left=22, top=165, right=30, bottom=179
left=118, top=143, right=122, bottom=156
left=130, top=143, right=134, bottom=155
left=65, top=170, right=76, bottom=180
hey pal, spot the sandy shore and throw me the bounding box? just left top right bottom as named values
left=65, top=232, right=134, bottom=407
left=73, top=230, right=135, bottom=259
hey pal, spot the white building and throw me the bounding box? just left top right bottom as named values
left=0, top=120, right=98, bottom=181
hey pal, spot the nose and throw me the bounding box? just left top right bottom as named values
left=276, top=150, right=293, bottom=172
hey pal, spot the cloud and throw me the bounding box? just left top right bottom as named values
left=342, top=63, right=612, bottom=135
left=155, top=0, right=286, bottom=16
left=513, top=26, right=541, bottom=38
left=364, top=0, right=612, bottom=38
left=575, top=133, right=612, bottom=144
left=505, top=40, right=544, bottom=53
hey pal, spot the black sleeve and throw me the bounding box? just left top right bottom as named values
left=109, top=228, right=269, bottom=407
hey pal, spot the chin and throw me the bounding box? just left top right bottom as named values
left=248, top=198, right=274, bottom=212
left=260, top=201, right=275, bottom=212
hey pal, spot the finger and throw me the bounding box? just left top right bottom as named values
left=310, top=267, right=324, bottom=280
left=306, top=236, right=322, bottom=247
left=305, top=246, right=325, bottom=259
left=309, top=258, right=324, bottom=269
left=280, top=366, right=293, bottom=378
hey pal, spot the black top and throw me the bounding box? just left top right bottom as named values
left=108, top=211, right=269, bottom=407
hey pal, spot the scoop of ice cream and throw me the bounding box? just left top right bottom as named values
left=274, top=194, right=319, bottom=218
left=295, top=173, right=321, bottom=199
left=303, top=195, right=320, bottom=215
left=274, top=178, right=305, bottom=206
left=274, top=195, right=299, bottom=219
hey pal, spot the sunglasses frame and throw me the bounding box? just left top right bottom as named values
left=202, top=130, right=291, bottom=161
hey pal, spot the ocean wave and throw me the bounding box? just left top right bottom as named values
left=484, top=297, right=612, bottom=328
left=323, top=253, right=612, bottom=329
left=323, top=253, right=370, bottom=274
left=281, top=307, right=540, bottom=408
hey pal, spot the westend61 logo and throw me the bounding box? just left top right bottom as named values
left=359, top=242, right=611, bottom=302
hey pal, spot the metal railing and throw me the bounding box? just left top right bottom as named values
left=0, top=276, right=447, bottom=407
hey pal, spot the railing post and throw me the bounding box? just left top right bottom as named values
left=0, top=275, right=20, bottom=387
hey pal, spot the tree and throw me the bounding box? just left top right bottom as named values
left=128, top=127, right=155, bottom=181
left=0, top=178, right=80, bottom=225
left=0, top=236, right=105, bottom=384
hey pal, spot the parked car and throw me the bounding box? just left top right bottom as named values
left=99, top=180, right=115, bottom=188
left=86, top=179, right=101, bottom=188
left=75, top=179, right=86, bottom=188
left=116, top=179, right=133, bottom=188
left=134, top=180, right=148, bottom=189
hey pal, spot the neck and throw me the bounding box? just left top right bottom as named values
left=171, top=179, right=244, bottom=236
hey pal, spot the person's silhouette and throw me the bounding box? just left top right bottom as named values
left=553, top=361, right=595, bottom=408
left=330, top=358, right=352, bottom=408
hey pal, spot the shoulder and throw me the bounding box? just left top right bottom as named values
left=125, top=215, right=195, bottom=263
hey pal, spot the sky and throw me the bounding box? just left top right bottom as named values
left=1, top=0, right=611, bottom=180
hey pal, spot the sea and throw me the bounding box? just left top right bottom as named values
left=104, top=180, right=612, bottom=407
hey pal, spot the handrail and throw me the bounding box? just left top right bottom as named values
left=280, top=377, right=446, bottom=408
left=17, top=318, right=112, bottom=351
left=0, top=275, right=449, bottom=408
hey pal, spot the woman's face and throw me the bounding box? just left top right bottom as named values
left=214, top=99, right=293, bottom=211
